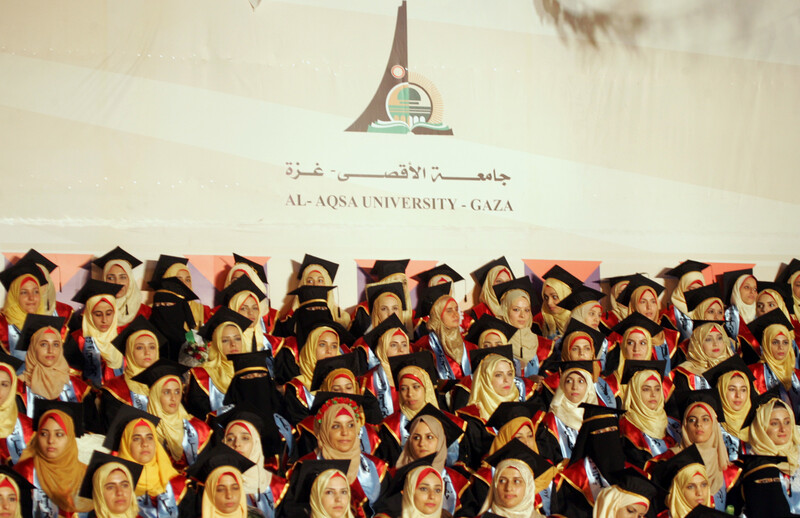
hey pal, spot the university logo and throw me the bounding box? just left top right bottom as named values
left=347, top=1, right=453, bottom=135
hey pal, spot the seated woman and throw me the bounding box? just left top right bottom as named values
left=359, top=314, right=410, bottom=419
left=79, top=451, right=143, bottom=518
left=151, top=254, right=211, bottom=329
left=464, top=257, right=513, bottom=330
left=591, top=472, right=656, bottom=518
left=0, top=351, right=32, bottom=465
left=683, top=282, right=728, bottom=328
left=184, top=444, right=257, bottom=518
left=350, top=260, right=414, bottom=339
left=556, top=285, right=610, bottom=368
left=754, top=282, right=800, bottom=363
left=702, top=355, right=755, bottom=461
left=0, top=465, right=34, bottom=518
left=309, top=467, right=356, bottom=518
left=601, top=274, right=634, bottom=329
left=14, top=400, right=90, bottom=518
left=225, top=253, right=278, bottom=334
left=747, top=309, right=800, bottom=416
left=720, top=269, right=757, bottom=345
left=531, top=265, right=582, bottom=341
left=602, top=313, right=665, bottom=400
left=398, top=466, right=447, bottom=518
left=670, top=321, right=734, bottom=392
left=661, top=260, right=709, bottom=341
left=0, top=259, right=51, bottom=361
left=413, top=264, right=465, bottom=337
left=281, top=254, right=351, bottom=329
left=186, top=308, right=253, bottom=420
left=649, top=445, right=711, bottom=518
left=479, top=440, right=551, bottom=518
left=93, top=246, right=151, bottom=328
left=451, top=347, right=536, bottom=416
left=17, top=250, right=74, bottom=322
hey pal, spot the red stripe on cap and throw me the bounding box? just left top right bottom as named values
left=569, top=335, right=589, bottom=349
left=709, top=326, right=722, bottom=334
left=777, top=332, right=788, bottom=339
left=0, top=364, right=13, bottom=379
left=307, top=269, right=323, bottom=277
left=99, top=297, right=116, bottom=308
left=415, top=467, right=441, bottom=489
left=228, top=421, right=253, bottom=435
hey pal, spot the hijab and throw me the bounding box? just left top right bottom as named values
left=225, top=263, right=270, bottom=320
left=369, top=292, right=404, bottom=331
left=759, top=289, right=793, bottom=322
left=0, top=363, right=19, bottom=436
left=398, top=366, right=439, bottom=420
left=310, top=469, right=354, bottom=518
left=616, top=327, right=654, bottom=378
left=593, top=485, right=649, bottom=518
left=666, top=464, right=710, bottom=518
left=743, top=398, right=800, bottom=475
left=478, top=460, right=544, bottom=518
left=314, top=399, right=364, bottom=483
left=480, top=265, right=512, bottom=317
left=789, top=271, right=800, bottom=324
left=689, top=298, right=724, bottom=321
left=680, top=322, right=733, bottom=376
left=82, top=294, right=123, bottom=370
left=204, top=322, right=247, bottom=393
left=550, top=367, right=598, bottom=430
left=428, top=296, right=464, bottom=364
left=147, top=375, right=192, bottom=462
left=201, top=467, right=247, bottom=518
left=500, top=289, right=541, bottom=366
left=571, top=301, right=603, bottom=330
left=2, top=274, right=45, bottom=329
left=717, top=371, right=751, bottom=439
left=36, top=265, right=58, bottom=317
left=18, top=409, right=88, bottom=512
left=489, top=417, right=538, bottom=455
left=621, top=370, right=668, bottom=439
left=225, top=419, right=273, bottom=494
left=164, top=262, right=206, bottom=328
left=91, top=462, right=139, bottom=518
left=320, top=369, right=360, bottom=394
left=294, top=265, right=351, bottom=328
left=671, top=402, right=728, bottom=494
left=0, top=472, right=22, bottom=518
left=402, top=466, right=444, bottom=518
left=609, top=280, right=631, bottom=324
left=118, top=418, right=179, bottom=497
left=382, top=273, right=415, bottom=335
left=297, top=326, right=339, bottom=390
left=466, top=355, right=520, bottom=421
left=23, top=326, right=70, bottom=399
left=397, top=415, right=448, bottom=472
left=229, top=291, right=266, bottom=351
left=762, top=323, right=797, bottom=390
left=671, top=272, right=705, bottom=316
left=123, top=329, right=158, bottom=396
left=540, top=278, right=572, bottom=338
left=376, top=327, right=408, bottom=388
left=103, top=260, right=142, bottom=327
left=561, top=330, right=594, bottom=361
left=731, top=274, right=757, bottom=324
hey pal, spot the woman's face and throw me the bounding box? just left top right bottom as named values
left=725, top=375, right=749, bottom=411
left=399, top=377, right=425, bottom=412
left=237, top=296, right=260, bottom=328
left=680, top=473, right=709, bottom=508
left=701, top=328, right=727, bottom=359
left=18, top=278, right=41, bottom=314
left=480, top=332, right=505, bottom=349
left=131, top=334, right=157, bottom=369
left=385, top=332, right=409, bottom=357
left=634, top=290, right=659, bottom=321
left=159, top=379, right=182, bottom=415
left=174, top=268, right=193, bottom=289
left=495, top=466, right=525, bottom=508
left=756, top=292, right=779, bottom=317
left=304, top=271, right=326, bottom=286
left=214, top=474, right=241, bottom=514
left=739, top=277, right=757, bottom=305
left=615, top=503, right=647, bottom=518
left=375, top=294, right=401, bottom=323
left=769, top=332, right=791, bottom=361
left=491, top=360, right=515, bottom=397
left=640, top=377, right=662, bottom=411
left=224, top=423, right=253, bottom=458
left=766, top=406, right=793, bottom=446
left=0, top=370, right=12, bottom=406
left=320, top=475, right=349, bottom=518
left=129, top=424, right=155, bottom=464
left=685, top=405, right=713, bottom=444
left=623, top=331, right=650, bottom=360
left=330, top=376, right=355, bottom=394
left=38, top=416, right=68, bottom=460
left=316, top=331, right=340, bottom=361
left=220, top=324, right=244, bottom=356
left=0, top=483, right=18, bottom=518
left=413, top=472, right=443, bottom=516
left=703, top=302, right=724, bottom=321
left=563, top=372, right=588, bottom=404
left=102, top=469, right=132, bottom=515
left=584, top=304, right=603, bottom=329
left=329, top=412, right=356, bottom=452
left=493, top=270, right=512, bottom=286
left=409, top=421, right=439, bottom=458
left=793, top=276, right=800, bottom=300
left=105, top=265, right=129, bottom=298
left=441, top=300, right=460, bottom=330
left=34, top=329, right=62, bottom=368
left=568, top=338, right=594, bottom=361
left=513, top=424, right=536, bottom=451
left=508, top=296, right=532, bottom=329
left=542, top=286, right=563, bottom=314
left=91, top=300, right=116, bottom=332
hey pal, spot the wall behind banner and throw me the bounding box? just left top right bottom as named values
left=0, top=0, right=798, bottom=307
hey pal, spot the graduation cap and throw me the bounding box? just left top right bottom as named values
left=0, top=258, right=48, bottom=290
left=663, top=260, right=710, bottom=279
left=185, top=443, right=255, bottom=483
left=469, top=345, right=513, bottom=373
left=308, top=392, right=367, bottom=420
left=198, top=307, right=253, bottom=342
left=130, top=359, right=190, bottom=386
left=33, top=399, right=84, bottom=437
left=221, top=275, right=267, bottom=306
left=210, top=404, right=284, bottom=458
left=102, top=405, right=161, bottom=451
left=719, top=268, right=754, bottom=305
left=615, top=274, right=664, bottom=307
left=295, top=318, right=355, bottom=350
left=0, top=466, right=34, bottom=517
left=485, top=438, right=553, bottom=478
left=471, top=257, right=512, bottom=286
left=492, top=276, right=536, bottom=303
left=464, top=315, right=518, bottom=347
left=557, top=285, right=606, bottom=311
left=310, top=353, right=366, bottom=392
left=611, top=312, right=663, bottom=339
left=17, top=314, right=65, bottom=352
left=611, top=467, right=658, bottom=504
left=621, top=360, right=667, bottom=384
left=486, top=401, right=545, bottom=430
left=231, top=254, right=268, bottom=284
left=289, top=459, right=352, bottom=503
left=370, top=259, right=409, bottom=281
left=20, top=249, right=57, bottom=273
left=685, top=505, right=730, bottom=517
left=147, top=277, right=199, bottom=301
left=741, top=388, right=787, bottom=429
left=601, top=274, right=638, bottom=287
left=111, top=315, right=166, bottom=355
left=228, top=350, right=271, bottom=375
left=541, top=265, right=582, bottom=288
left=71, top=279, right=122, bottom=305
left=756, top=281, right=794, bottom=308
left=674, top=389, right=724, bottom=423
left=297, top=254, right=340, bottom=281
left=93, top=247, right=142, bottom=270
left=648, top=444, right=705, bottom=492
left=389, top=352, right=438, bottom=387
left=78, top=450, right=144, bottom=500
left=365, top=282, right=407, bottom=310
left=562, top=318, right=608, bottom=355
left=383, top=454, right=438, bottom=497
left=151, top=254, right=188, bottom=282
left=775, top=258, right=800, bottom=285
left=685, top=283, right=724, bottom=313
left=414, top=264, right=463, bottom=286
left=748, top=309, right=793, bottom=346
left=702, top=355, right=755, bottom=389
left=406, top=403, right=464, bottom=446
left=361, top=314, right=406, bottom=351
left=417, top=282, right=452, bottom=318
left=0, top=348, right=23, bottom=373
left=558, top=360, right=597, bottom=376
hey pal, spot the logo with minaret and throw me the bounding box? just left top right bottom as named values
left=347, top=1, right=453, bottom=135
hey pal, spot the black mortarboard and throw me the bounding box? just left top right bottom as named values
left=685, top=505, right=730, bottom=517
left=557, top=285, right=606, bottom=311
left=748, top=309, right=793, bottom=346
left=71, top=279, right=122, bottom=304
left=649, top=444, right=705, bottom=492
left=295, top=318, right=354, bottom=350
left=663, top=260, right=710, bottom=279
left=130, top=359, right=189, bottom=386
left=221, top=275, right=267, bottom=305
left=775, top=258, right=800, bottom=285
left=0, top=348, right=23, bottom=373
left=719, top=268, right=754, bottom=305
left=102, top=405, right=161, bottom=451
left=469, top=345, right=513, bottom=373
left=702, top=355, right=755, bottom=389
left=308, top=392, right=366, bottom=419
left=485, top=401, right=544, bottom=430
left=310, top=353, right=366, bottom=392
left=562, top=318, right=608, bottom=355
left=464, top=315, right=518, bottom=346
left=406, top=403, right=465, bottom=446
left=601, top=274, right=638, bottom=287
left=615, top=274, right=664, bottom=307
left=383, top=454, right=438, bottom=497
left=185, top=443, right=255, bottom=483
left=0, top=258, right=48, bottom=290
left=147, top=277, right=199, bottom=301
left=297, top=254, right=340, bottom=281
left=93, top=247, right=142, bottom=270
left=741, top=388, right=786, bottom=429
left=611, top=468, right=658, bottom=504
left=417, top=282, right=452, bottom=318
left=756, top=281, right=795, bottom=309
left=210, top=404, right=283, bottom=459
left=414, top=264, right=463, bottom=285
left=0, top=466, right=34, bottom=517
left=674, top=389, right=724, bottom=423
left=471, top=257, right=512, bottom=286
left=228, top=350, right=271, bottom=375
left=78, top=450, right=144, bottom=500
left=389, top=351, right=438, bottom=387
left=485, top=439, right=553, bottom=478
left=151, top=254, right=188, bottom=282
left=365, top=282, right=407, bottom=310
left=290, top=460, right=352, bottom=502
left=492, top=276, right=536, bottom=303
left=370, top=259, right=409, bottom=281
left=541, top=265, right=582, bottom=288
left=621, top=360, right=667, bottom=385
left=361, top=314, right=406, bottom=350
left=289, top=285, right=335, bottom=306
left=611, top=312, right=663, bottom=338
left=20, top=249, right=57, bottom=273
left=111, top=315, right=166, bottom=355
left=684, top=283, right=723, bottom=313
left=33, top=399, right=84, bottom=436
left=199, top=307, right=253, bottom=342
left=18, top=314, right=65, bottom=351
left=231, top=254, right=268, bottom=284
left=558, top=360, right=597, bottom=376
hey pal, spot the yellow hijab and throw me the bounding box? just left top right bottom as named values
left=672, top=402, right=729, bottom=494
left=743, top=398, right=800, bottom=475
left=122, top=329, right=158, bottom=396
left=2, top=274, right=45, bottom=329
left=593, top=485, right=649, bottom=518
left=0, top=363, right=19, bottom=436
left=82, top=294, right=123, bottom=370
left=225, top=263, right=270, bottom=318
left=91, top=462, right=139, bottom=518
left=621, top=369, right=668, bottom=439
left=376, top=327, right=408, bottom=388
left=229, top=291, right=266, bottom=351
left=310, top=469, right=354, bottom=518
left=680, top=322, right=732, bottom=376
left=489, top=417, right=538, bottom=455
left=23, top=326, right=71, bottom=400
left=541, top=278, right=572, bottom=338
left=500, top=289, right=540, bottom=366
left=201, top=467, right=247, bottom=518
left=609, top=280, right=631, bottom=324
left=427, top=296, right=464, bottom=364
left=666, top=464, right=710, bottom=518
left=402, top=466, right=444, bottom=518
left=147, top=375, right=193, bottom=462
left=297, top=326, right=339, bottom=390
left=118, top=418, right=179, bottom=497
left=467, top=355, right=519, bottom=421
left=204, top=323, right=247, bottom=393
left=397, top=366, right=439, bottom=420
left=480, top=265, right=512, bottom=317
left=0, top=472, right=22, bottom=518
left=762, top=323, right=797, bottom=390
left=103, top=260, right=142, bottom=327
left=616, top=327, right=654, bottom=378
left=717, top=371, right=751, bottom=438
left=671, top=272, right=705, bottom=316
left=731, top=274, right=757, bottom=324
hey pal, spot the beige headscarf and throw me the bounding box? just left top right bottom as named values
left=671, top=402, right=729, bottom=494
left=550, top=367, right=598, bottom=430
left=570, top=301, right=603, bottom=330
left=225, top=262, right=270, bottom=320
left=397, top=415, right=448, bottom=472
left=628, top=287, right=662, bottom=324
left=402, top=466, right=444, bottom=518
left=310, top=469, right=354, bottom=518
left=621, top=370, right=668, bottom=439
left=500, top=289, right=541, bottom=366
left=0, top=363, right=19, bottom=436
left=679, top=322, right=732, bottom=376
left=717, top=371, right=752, bottom=439
left=593, top=485, right=650, bottom=518
left=225, top=419, right=273, bottom=494
left=762, top=323, right=797, bottom=390
left=36, top=265, right=58, bottom=317
left=23, top=326, right=71, bottom=399
left=397, top=366, right=439, bottom=420
left=201, top=467, right=247, bottom=518
left=163, top=263, right=206, bottom=328
left=731, top=274, right=757, bottom=324
left=743, top=398, right=800, bottom=475
left=671, top=272, right=705, bottom=316
left=616, top=327, right=654, bottom=378
left=758, top=289, right=793, bottom=322
left=0, top=472, right=22, bottom=518
left=320, top=369, right=360, bottom=394
left=2, top=274, right=46, bottom=329
left=478, top=460, right=544, bottom=518
left=382, top=273, right=415, bottom=335
left=466, top=355, right=519, bottom=421
left=665, top=464, right=710, bottom=518
left=122, top=329, right=158, bottom=396
left=376, top=327, right=408, bottom=388
left=540, top=278, right=572, bottom=338
left=789, top=271, right=800, bottom=323
left=314, top=400, right=364, bottom=483
left=369, top=291, right=405, bottom=332
left=91, top=462, right=139, bottom=518
left=480, top=265, right=513, bottom=317
left=82, top=294, right=123, bottom=370
left=204, top=322, right=248, bottom=393
left=147, top=375, right=193, bottom=462
left=428, top=296, right=464, bottom=365
left=608, top=280, right=631, bottom=324
left=229, top=291, right=266, bottom=351
left=689, top=298, right=724, bottom=321
left=103, top=260, right=143, bottom=327
left=297, top=326, right=339, bottom=390
left=294, top=265, right=351, bottom=328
